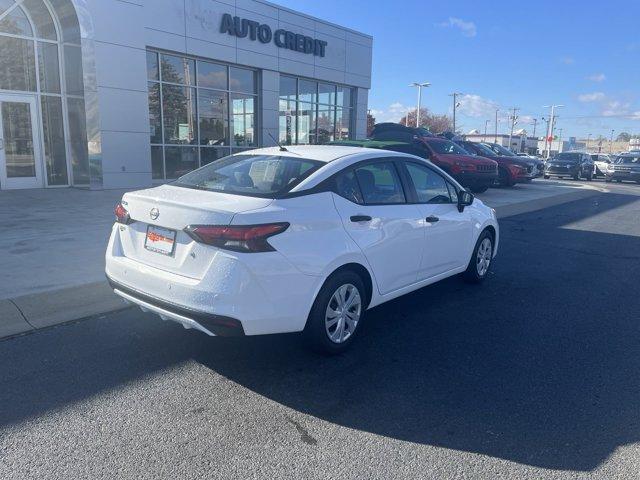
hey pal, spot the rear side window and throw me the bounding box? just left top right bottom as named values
left=405, top=163, right=452, bottom=204
left=354, top=162, right=406, bottom=205
left=173, top=154, right=322, bottom=198
left=334, top=170, right=364, bottom=204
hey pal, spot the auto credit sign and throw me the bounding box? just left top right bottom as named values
left=220, top=13, right=328, bottom=57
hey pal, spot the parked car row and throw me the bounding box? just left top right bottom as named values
left=332, top=123, right=543, bottom=193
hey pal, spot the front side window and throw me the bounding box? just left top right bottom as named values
left=426, top=139, right=467, bottom=155
left=173, top=154, right=322, bottom=198
left=335, top=170, right=363, bottom=204
left=353, top=162, right=405, bottom=205
left=405, top=163, right=452, bottom=204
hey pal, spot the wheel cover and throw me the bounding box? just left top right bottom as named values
left=476, top=238, right=493, bottom=276
left=325, top=283, right=362, bottom=344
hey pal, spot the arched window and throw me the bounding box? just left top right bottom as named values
left=0, top=0, right=87, bottom=187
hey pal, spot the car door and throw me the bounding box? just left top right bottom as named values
left=400, top=161, right=474, bottom=280
left=332, top=159, right=425, bottom=295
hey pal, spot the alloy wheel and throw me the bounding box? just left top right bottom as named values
left=476, top=238, right=493, bottom=277
left=325, top=284, right=362, bottom=344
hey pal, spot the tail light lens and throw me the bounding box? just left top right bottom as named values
left=184, top=223, right=290, bottom=253
left=114, top=202, right=133, bottom=224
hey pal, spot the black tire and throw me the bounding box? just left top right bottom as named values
left=469, top=185, right=489, bottom=194
left=304, top=270, right=366, bottom=354
left=605, top=178, right=612, bottom=183
left=586, top=170, right=593, bottom=181
left=463, top=230, right=494, bottom=284
left=572, top=173, right=579, bottom=180
left=616, top=179, right=623, bottom=183
left=543, top=175, right=550, bottom=179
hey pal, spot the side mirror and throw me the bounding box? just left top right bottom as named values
left=457, top=190, right=474, bottom=212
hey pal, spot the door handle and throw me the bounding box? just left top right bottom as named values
left=350, top=215, right=372, bottom=222
left=425, top=216, right=440, bottom=223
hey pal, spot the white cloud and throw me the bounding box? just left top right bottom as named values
left=578, top=92, right=606, bottom=102
left=456, top=94, right=498, bottom=118
left=587, top=73, right=606, bottom=83
left=559, top=56, right=575, bottom=65
left=437, top=17, right=477, bottom=37
left=602, top=100, right=632, bottom=117
left=369, top=102, right=411, bottom=123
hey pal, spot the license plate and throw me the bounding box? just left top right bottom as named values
left=145, top=225, right=176, bottom=256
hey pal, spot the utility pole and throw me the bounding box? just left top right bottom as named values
left=410, top=82, right=430, bottom=128
left=543, top=104, right=564, bottom=159
left=558, top=128, right=563, bottom=153
left=494, top=108, right=499, bottom=143
left=507, top=107, right=520, bottom=151
left=587, top=133, right=592, bottom=151
left=531, top=118, right=538, bottom=138
left=610, top=129, right=615, bottom=153
left=483, top=119, right=490, bottom=142
left=449, top=92, right=463, bottom=134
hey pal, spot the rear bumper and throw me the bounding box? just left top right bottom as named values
left=108, top=276, right=245, bottom=336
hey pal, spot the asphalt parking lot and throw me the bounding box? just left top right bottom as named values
left=1, top=181, right=639, bottom=479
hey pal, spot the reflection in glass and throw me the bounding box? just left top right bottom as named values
left=0, top=36, right=36, bottom=91
left=146, top=51, right=158, bottom=81
left=336, top=107, right=350, bottom=140
left=279, top=76, right=296, bottom=102
left=0, top=5, right=33, bottom=36
left=148, top=82, right=162, bottom=144
left=22, top=0, right=57, bottom=40
left=297, top=102, right=313, bottom=145
left=337, top=87, right=352, bottom=109
left=198, top=61, right=227, bottom=90
left=161, top=54, right=195, bottom=85
left=2, top=101, right=35, bottom=178
left=38, top=41, right=60, bottom=93
left=67, top=97, right=89, bottom=184
left=231, top=94, right=254, bottom=147
left=317, top=105, right=335, bottom=144
left=151, top=145, right=164, bottom=179
left=229, top=67, right=255, bottom=93
left=165, top=146, right=198, bottom=178
left=318, top=83, right=335, bottom=105
left=162, top=85, right=197, bottom=145
left=64, top=44, right=84, bottom=95
left=298, top=79, right=317, bottom=104
left=198, top=89, right=227, bottom=146
left=41, top=96, right=67, bottom=185
left=200, top=147, right=226, bottom=165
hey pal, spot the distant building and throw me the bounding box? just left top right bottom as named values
left=463, top=132, right=539, bottom=154
left=630, top=138, right=640, bottom=151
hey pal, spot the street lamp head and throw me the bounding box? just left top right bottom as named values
left=409, top=82, right=431, bottom=88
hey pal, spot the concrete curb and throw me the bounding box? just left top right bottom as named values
left=0, top=186, right=602, bottom=341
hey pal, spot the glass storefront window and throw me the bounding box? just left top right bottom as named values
left=41, top=96, right=67, bottom=185
left=37, top=41, right=60, bottom=94
left=161, top=54, right=195, bottom=85
left=0, top=5, right=33, bottom=36
left=68, top=97, right=89, bottom=185
left=0, top=36, right=36, bottom=91
left=199, top=89, right=227, bottom=146
left=147, top=50, right=258, bottom=181
left=162, top=85, right=197, bottom=145
left=22, top=0, right=57, bottom=40
left=198, top=61, right=227, bottom=90
left=64, top=44, right=83, bottom=96
left=280, top=75, right=354, bottom=145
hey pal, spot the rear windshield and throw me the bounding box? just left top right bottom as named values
left=173, top=154, right=323, bottom=197
left=425, top=139, right=468, bottom=155
left=484, top=143, right=516, bottom=156
left=464, top=142, right=495, bottom=157
left=555, top=153, right=581, bottom=162
left=615, top=156, right=640, bottom=164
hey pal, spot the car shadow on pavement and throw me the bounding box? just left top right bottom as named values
left=0, top=192, right=638, bottom=472
left=191, top=191, right=640, bottom=472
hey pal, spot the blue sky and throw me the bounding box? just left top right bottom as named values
left=275, top=0, right=640, bottom=139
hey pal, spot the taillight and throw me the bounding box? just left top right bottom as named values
left=184, top=223, right=290, bottom=253
left=114, top=202, right=132, bottom=224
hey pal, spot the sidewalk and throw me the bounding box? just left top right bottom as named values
left=0, top=180, right=602, bottom=339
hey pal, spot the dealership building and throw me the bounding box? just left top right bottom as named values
left=0, top=0, right=372, bottom=190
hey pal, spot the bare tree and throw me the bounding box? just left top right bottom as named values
left=398, top=108, right=453, bottom=133
left=366, top=111, right=376, bottom=137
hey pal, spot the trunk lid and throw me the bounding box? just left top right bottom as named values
left=117, top=185, right=273, bottom=279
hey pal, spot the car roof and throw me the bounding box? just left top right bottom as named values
left=237, top=145, right=391, bottom=163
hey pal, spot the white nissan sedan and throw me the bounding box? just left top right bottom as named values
left=106, top=146, right=498, bottom=353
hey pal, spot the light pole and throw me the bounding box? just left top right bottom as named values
left=558, top=128, right=563, bottom=153
left=531, top=118, right=538, bottom=138
left=507, top=107, right=519, bottom=151
left=409, top=82, right=430, bottom=128
left=494, top=108, right=499, bottom=143
left=543, top=104, right=564, bottom=159
left=483, top=119, right=490, bottom=142
left=449, top=92, right=463, bottom=134
left=587, top=133, right=592, bottom=151
left=610, top=129, right=615, bottom=153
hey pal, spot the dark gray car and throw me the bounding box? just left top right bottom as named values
left=544, top=152, right=594, bottom=181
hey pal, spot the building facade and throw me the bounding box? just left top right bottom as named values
left=463, top=133, right=539, bottom=155
left=0, top=0, right=372, bottom=190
